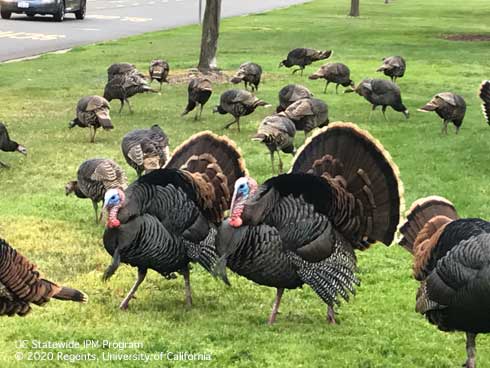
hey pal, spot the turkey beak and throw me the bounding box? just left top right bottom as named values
left=212, top=106, right=219, bottom=114
left=403, top=110, right=410, bottom=120
left=17, top=145, right=27, bottom=155
left=344, top=87, right=355, bottom=94
left=278, top=62, right=284, bottom=68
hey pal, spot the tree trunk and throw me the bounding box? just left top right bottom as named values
left=198, top=0, right=222, bottom=72
left=349, top=0, right=360, bottom=16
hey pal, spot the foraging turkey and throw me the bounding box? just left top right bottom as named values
left=121, top=124, right=170, bottom=177
left=181, top=77, right=213, bottom=121
left=279, top=98, right=329, bottom=136
left=252, top=115, right=296, bottom=174
left=418, top=92, right=466, bottom=134
left=478, top=80, right=490, bottom=125
left=215, top=122, right=403, bottom=324
left=0, top=122, right=27, bottom=168
left=107, top=62, right=136, bottom=81
left=0, top=238, right=87, bottom=316
left=213, top=89, right=269, bottom=132
left=149, top=59, right=170, bottom=91
left=65, top=158, right=128, bottom=223
left=399, top=196, right=490, bottom=368
left=279, top=48, right=333, bottom=76
left=348, top=78, right=409, bottom=119
left=101, top=131, right=247, bottom=309
left=276, top=84, right=313, bottom=113
left=309, top=62, right=354, bottom=94
left=230, top=62, right=263, bottom=92
left=103, top=70, right=156, bottom=113
left=69, top=96, right=113, bottom=143
left=376, top=56, right=406, bottom=82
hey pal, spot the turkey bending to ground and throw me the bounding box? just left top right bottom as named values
left=65, top=158, right=128, bottom=223
left=149, top=59, right=170, bottom=91
left=121, top=124, right=170, bottom=177
left=376, top=56, right=406, bottom=82
left=418, top=92, right=466, bottom=134
left=478, top=80, right=490, bottom=126
left=230, top=62, right=263, bottom=92
left=276, top=84, right=313, bottom=113
left=399, top=196, right=490, bottom=368
left=213, top=89, right=270, bottom=132
left=279, top=48, right=333, bottom=76
left=309, top=63, right=354, bottom=94
left=69, top=96, right=113, bottom=143
left=215, top=122, right=403, bottom=324
left=347, top=79, right=409, bottom=120
left=104, top=70, right=157, bottom=113
left=279, top=98, right=329, bottom=136
left=101, top=131, right=247, bottom=310
left=107, top=62, right=136, bottom=81
left=252, top=115, right=296, bottom=174
left=0, top=122, right=27, bottom=168
left=181, top=77, right=213, bottom=121
left=0, top=238, right=87, bottom=316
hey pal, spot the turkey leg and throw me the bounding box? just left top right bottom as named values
left=0, top=160, right=9, bottom=168
left=327, top=305, right=336, bottom=324
left=268, top=288, right=284, bottom=325
left=181, top=267, right=192, bottom=308
left=119, top=268, right=147, bottom=310
left=464, top=332, right=476, bottom=368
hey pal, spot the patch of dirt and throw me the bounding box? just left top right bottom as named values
left=167, top=69, right=231, bottom=85
left=442, top=33, right=490, bottom=42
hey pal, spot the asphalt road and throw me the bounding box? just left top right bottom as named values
left=0, top=0, right=308, bottom=62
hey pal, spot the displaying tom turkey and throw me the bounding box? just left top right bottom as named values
left=0, top=122, right=27, bottom=168
left=309, top=62, right=354, bottom=94
left=230, top=62, right=263, bottom=92
left=376, top=56, right=406, bottom=82
left=213, top=89, right=269, bottom=132
left=0, top=238, right=87, bottom=316
left=121, top=124, right=170, bottom=177
left=181, top=77, right=213, bottom=121
left=399, top=196, right=490, bottom=368
left=418, top=92, right=466, bottom=134
left=279, top=98, right=329, bottom=136
left=276, top=84, right=313, bottom=113
left=478, top=80, right=490, bottom=126
left=107, top=62, right=136, bottom=81
left=215, top=122, right=403, bottom=325
left=65, top=158, right=128, bottom=223
left=69, top=96, right=113, bottom=143
left=101, top=131, right=247, bottom=310
left=149, top=59, right=170, bottom=91
left=348, top=78, right=409, bottom=119
left=279, top=48, right=333, bottom=76
left=252, top=114, right=296, bottom=174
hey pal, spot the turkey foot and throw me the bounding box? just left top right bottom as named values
left=119, top=269, right=147, bottom=310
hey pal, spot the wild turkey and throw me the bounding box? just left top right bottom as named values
left=215, top=122, right=403, bottom=324
left=279, top=98, right=329, bottom=136
left=107, top=62, right=136, bottom=81
left=101, top=131, right=247, bottom=310
left=230, top=62, right=263, bottom=92
left=0, top=238, right=87, bottom=316
left=309, top=62, right=354, bottom=94
left=65, top=158, right=128, bottom=223
left=276, top=84, right=313, bottom=113
left=0, top=122, right=27, bottom=168
left=149, top=59, right=170, bottom=91
left=213, top=89, right=269, bottom=132
left=418, top=92, right=466, bottom=134
left=252, top=115, right=296, bottom=174
left=279, top=48, right=333, bottom=76
left=121, top=124, right=170, bottom=177
left=181, top=77, right=213, bottom=121
left=399, top=196, right=490, bottom=368
left=376, top=56, right=406, bottom=82
left=478, top=80, right=490, bottom=126
left=103, top=70, right=156, bottom=113
left=348, top=78, right=409, bottom=120
left=69, top=96, right=113, bottom=143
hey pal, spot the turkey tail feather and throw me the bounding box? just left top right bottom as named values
left=478, top=80, right=490, bottom=125
left=53, top=286, right=88, bottom=303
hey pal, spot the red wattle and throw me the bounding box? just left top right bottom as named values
left=228, top=216, right=243, bottom=228
left=108, top=219, right=121, bottom=228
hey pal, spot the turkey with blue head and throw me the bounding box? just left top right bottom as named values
left=101, top=131, right=247, bottom=310
left=215, top=122, right=404, bottom=324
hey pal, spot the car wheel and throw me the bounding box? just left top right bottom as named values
left=74, top=0, right=86, bottom=20
left=53, top=1, right=65, bottom=22
left=26, top=12, right=35, bottom=18
left=0, top=10, right=11, bottom=19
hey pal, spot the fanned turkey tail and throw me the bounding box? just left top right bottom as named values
left=478, top=80, right=490, bottom=125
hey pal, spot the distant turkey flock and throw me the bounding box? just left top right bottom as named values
left=2, top=47, right=490, bottom=368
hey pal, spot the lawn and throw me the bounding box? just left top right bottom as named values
left=1, top=0, right=490, bottom=366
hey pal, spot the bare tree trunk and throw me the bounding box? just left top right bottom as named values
left=349, top=0, right=360, bottom=16
left=198, top=0, right=222, bottom=72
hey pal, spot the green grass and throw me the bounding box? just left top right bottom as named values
left=1, top=0, right=490, bottom=366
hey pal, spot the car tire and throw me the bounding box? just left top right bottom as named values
left=26, top=12, right=36, bottom=18
left=0, top=10, right=11, bottom=19
left=53, top=1, right=65, bottom=22
left=74, top=0, right=86, bottom=20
